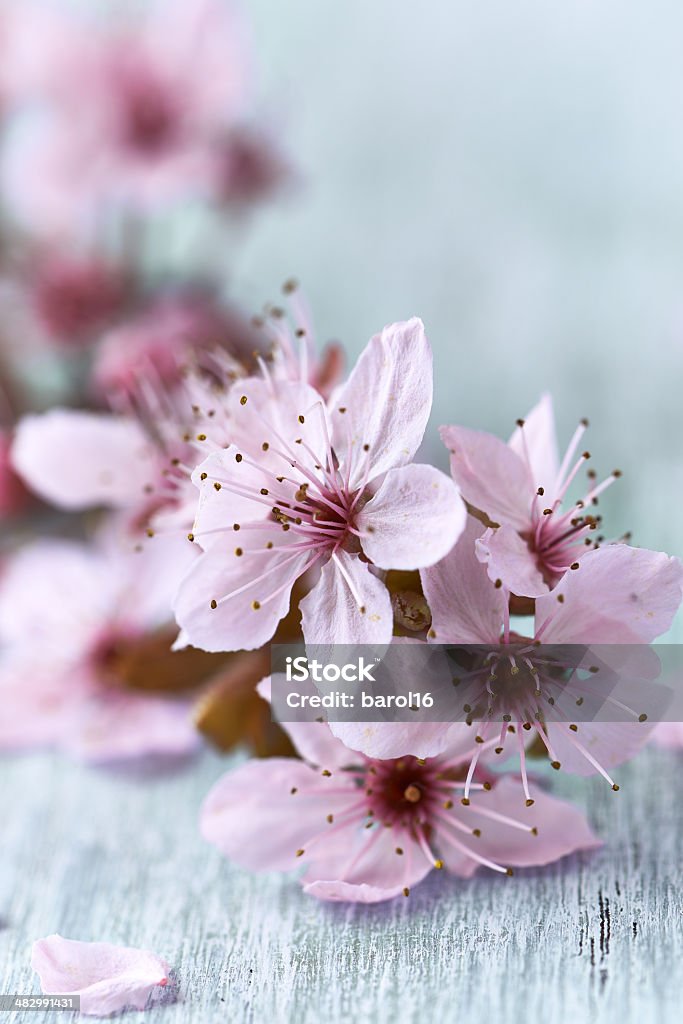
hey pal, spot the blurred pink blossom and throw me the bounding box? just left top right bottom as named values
left=0, top=525, right=199, bottom=763
left=1, top=0, right=255, bottom=234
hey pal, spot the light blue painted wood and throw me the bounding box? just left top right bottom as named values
left=0, top=747, right=681, bottom=1023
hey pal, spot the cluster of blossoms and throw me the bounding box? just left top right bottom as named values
left=5, top=302, right=683, bottom=906
left=0, top=3, right=681, bottom=930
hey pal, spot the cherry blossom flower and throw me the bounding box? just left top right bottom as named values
left=330, top=521, right=683, bottom=799
left=442, top=394, right=626, bottom=597
left=0, top=0, right=253, bottom=234
left=174, top=318, right=465, bottom=651
left=200, top=679, right=599, bottom=903
left=31, top=935, right=170, bottom=1017
left=421, top=520, right=683, bottom=795
left=0, top=526, right=207, bottom=763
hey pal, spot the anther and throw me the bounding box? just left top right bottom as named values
left=200, top=472, right=208, bottom=480
left=210, top=600, right=217, bottom=609
left=461, top=797, right=470, bottom=806
left=403, top=887, right=410, bottom=897
left=240, top=395, right=248, bottom=405
left=235, top=548, right=243, bottom=556
left=296, top=849, right=304, bottom=857
left=443, top=799, right=453, bottom=809
left=262, top=442, right=269, bottom=451
left=570, top=562, right=580, bottom=570
left=494, top=579, right=503, bottom=589
left=252, top=601, right=261, bottom=610
left=326, top=814, right=334, bottom=824
left=639, top=713, right=648, bottom=722
left=187, top=533, right=195, bottom=542
left=235, top=453, right=243, bottom=462
left=434, top=859, right=444, bottom=870
left=298, top=415, right=305, bottom=424
left=321, top=770, right=332, bottom=777
left=525, top=799, right=535, bottom=807
left=472, top=828, right=481, bottom=837
left=550, top=761, right=561, bottom=770
left=196, top=434, right=207, bottom=441
left=395, top=847, right=404, bottom=855
left=214, top=482, right=221, bottom=491
left=612, top=784, right=620, bottom=792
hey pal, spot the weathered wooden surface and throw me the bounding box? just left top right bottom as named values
left=1, top=746, right=681, bottom=1023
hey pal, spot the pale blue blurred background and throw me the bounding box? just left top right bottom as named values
left=234, top=0, right=683, bottom=582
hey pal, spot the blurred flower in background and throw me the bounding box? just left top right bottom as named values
left=0, top=0, right=295, bottom=759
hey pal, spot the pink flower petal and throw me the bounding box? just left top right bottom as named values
left=12, top=410, right=157, bottom=511
left=443, top=776, right=601, bottom=875
left=65, top=694, right=200, bottom=764
left=257, top=677, right=357, bottom=771
left=507, top=393, right=559, bottom=499
left=475, top=523, right=548, bottom=597
left=299, top=550, right=394, bottom=646
left=545, top=721, right=653, bottom=777
left=440, top=424, right=532, bottom=531
left=201, top=758, right=358, bottom=872
left=330, top=318, right=432, bottom=489
left=0, top=540, right=113, bottom=657
left=31, top=935, right=169, bottom=1017
left=174, top=531, right=309, bottom=652
left=358, top=463, right=465, bottom=570
left=421, top=518, right=506, bottom=643
left=537, top=544, right=683, bottom=643
left=303, top=825, right=430, bottom=902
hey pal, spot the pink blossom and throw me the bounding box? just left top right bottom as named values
left=422, top=520, right=682, bottom=793
left=0, top=526, right=199, bottom=763
left=174, top=318, right=465, bottom=651
left=331, top=520, right=683, bottom=798
left=1, top=0, right=253, bottom=234
left=442, top=394, right=625, bottom=597
left=31, top=935, right=170, bottom=1017
left=200, top=678, right=600, bottom=903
